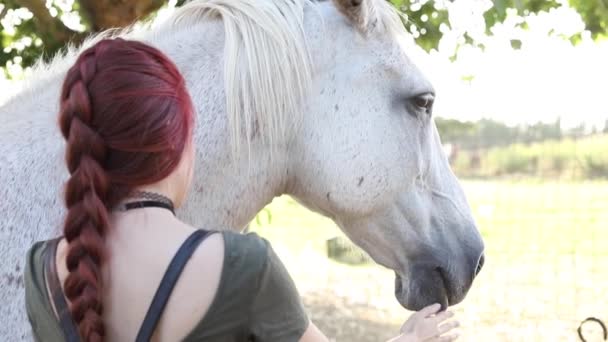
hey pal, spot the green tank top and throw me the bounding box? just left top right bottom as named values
left=24, top=231, right=309, bottom=342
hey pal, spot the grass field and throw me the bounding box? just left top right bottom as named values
left=249, top=180, right=608, bottom=342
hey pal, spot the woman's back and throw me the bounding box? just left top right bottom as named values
left=68, top=209, right=223, bottom=341
left=26, top=205, right=310, bottom=341
left=22, top=38, right=310, bottom=341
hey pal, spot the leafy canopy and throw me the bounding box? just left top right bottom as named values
left=1, top=0, right=607, bottom=77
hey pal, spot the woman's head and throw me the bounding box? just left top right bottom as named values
left=58, top=38, right=194, bottom=341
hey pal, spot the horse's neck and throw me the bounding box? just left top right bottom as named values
left=0, top=7, right=307, bottom=339
left=0, top=23, right=288, bottom=236
left=152, top=6, right=331, bottom=231
left=146, top=24, right=289, bottom=231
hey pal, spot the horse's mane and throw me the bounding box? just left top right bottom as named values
left=7, top=0, right=403, bottom=151
left=161, top=0, right=314, bottom=153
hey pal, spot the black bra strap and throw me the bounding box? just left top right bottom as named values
left=44, top=238, right=80, bottom=342
left=135, top=229, right=214, bottom=342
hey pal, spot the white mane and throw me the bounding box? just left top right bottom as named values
left=161, top=0, right=314, bottom=154
left=6, top=0, right=404, bottom=152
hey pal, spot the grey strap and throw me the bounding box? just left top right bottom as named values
left=44, top=238, right=80, bottom=342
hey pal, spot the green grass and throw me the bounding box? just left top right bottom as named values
left=466, top=180, right=607, bottom=258
left=249, top=180, right=608, bottom=341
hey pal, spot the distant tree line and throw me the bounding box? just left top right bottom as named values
left=435, top=117, right=608, bottom=150
left=436, top=117, right=608, bottom=179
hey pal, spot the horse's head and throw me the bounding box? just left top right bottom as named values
left=290, top=0, right=485, bottom=310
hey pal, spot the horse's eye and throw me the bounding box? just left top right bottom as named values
left=411, top=93, right=434, bottom=115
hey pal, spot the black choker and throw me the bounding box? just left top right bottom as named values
left=116, top=191, right=175, bottom=216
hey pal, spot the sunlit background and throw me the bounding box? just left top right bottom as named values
left=1, top=0, right=606, bottom=341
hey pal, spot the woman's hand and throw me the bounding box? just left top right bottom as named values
left=387, top=303, right=459, bottom=342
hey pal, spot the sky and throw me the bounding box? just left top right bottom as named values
left=405, top=1, right=608, bottom=129
left=1, top=0, right=607, bottom=129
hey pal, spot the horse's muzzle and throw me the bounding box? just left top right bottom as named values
left=394, top=249, right=485, bottom=311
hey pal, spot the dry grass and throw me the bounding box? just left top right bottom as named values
left=249, top=180, right=608, bottom=342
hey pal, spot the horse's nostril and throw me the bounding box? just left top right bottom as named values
left=475, top=253, right=485, bottom=276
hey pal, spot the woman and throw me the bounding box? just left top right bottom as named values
left=24, top=38, right=459, bottom=342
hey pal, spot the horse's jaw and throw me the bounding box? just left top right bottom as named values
left=328, top=199, right=483, bottom=311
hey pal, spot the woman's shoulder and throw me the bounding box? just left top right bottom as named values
left=181, top=231, right=276, bottom=340
left=219, top=230, right=272, bottom=271
left=24, top=238, right=62, bottom=301
left=24, top=238, right=58, bottom=287
left=25, top=239, right=52, bottom=262
left=183, top=230, right=272, bottom=299
left=195, top=231, right=309, bottom=342
left=220, top=230, right=270, bottom=250
left=24, top=238, right=66, bottom=342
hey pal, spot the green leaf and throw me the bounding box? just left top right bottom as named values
left=461, top=74, right=475, bottom=82
left=569, top=32, right=583, bottom=45
left=510, top=39, right=522, bottom=49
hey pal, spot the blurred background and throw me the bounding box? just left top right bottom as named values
left=1, top=0, right=606, bottom=341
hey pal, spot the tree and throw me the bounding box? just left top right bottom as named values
left=436, top=117, right=570, bottom=149
left=391, top=0, right=608, bottom=52
left=1, top=0, right=608, bottom=76
left=435, top=118, right=477, bottom=146
left=1, top=0, right=166, bottom=75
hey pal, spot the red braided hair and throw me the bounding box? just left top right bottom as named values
left=58, top=38, right=194, bottom=341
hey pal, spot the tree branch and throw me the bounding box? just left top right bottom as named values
left=78, top=0, right=165, bottom=31
left=15, top=0, right=84, bottom=45
left=0, top=6, right=9, bottom=23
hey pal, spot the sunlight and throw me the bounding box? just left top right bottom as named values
left=407, top=4, right=608, bottom=129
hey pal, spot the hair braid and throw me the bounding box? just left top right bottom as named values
left=59, top=45, right=109, bottom=342
left=55, top=37, right=194, bottom=341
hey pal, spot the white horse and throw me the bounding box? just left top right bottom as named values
left=0, top=0, right=485, bottom=339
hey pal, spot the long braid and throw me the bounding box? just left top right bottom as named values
left=59, top=45, right=109, bottom=342
left=55, top=37, right=194, bottom=341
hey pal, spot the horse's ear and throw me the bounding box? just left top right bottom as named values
left=333, top=0, right=378, bottom=32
